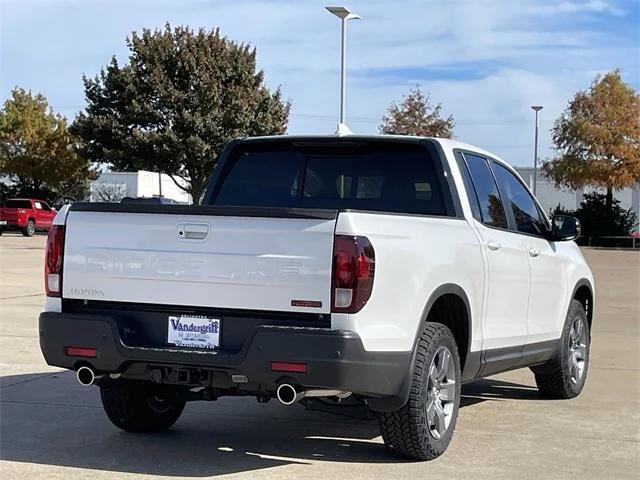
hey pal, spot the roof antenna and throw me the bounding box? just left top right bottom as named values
left=325, top=6, right=361, bottom=136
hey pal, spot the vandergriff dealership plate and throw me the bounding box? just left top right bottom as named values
left=167, top=315, right=220, bottom=349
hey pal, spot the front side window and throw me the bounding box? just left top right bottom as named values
left=462, top=153, right=507, bottom=229
left=492, top=162, right=548, bottom=236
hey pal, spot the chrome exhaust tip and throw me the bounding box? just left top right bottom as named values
left=276, top=383, right=303, bottom=405
left=76, top=366, right=97, bottom=386
left=275, top=384, right=352, bottom=405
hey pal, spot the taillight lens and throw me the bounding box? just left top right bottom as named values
left=331, top=235, right=375, bottom=313
left=45, top=225, right=65, bottom=297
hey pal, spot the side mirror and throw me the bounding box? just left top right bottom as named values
left=551, top=215, right=581, bottom=241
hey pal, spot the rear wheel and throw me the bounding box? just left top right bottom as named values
left=100, top=380, right=186, bottom=432
left=22, top=220, right=35, bottom=237
left=533, top=300, right=590, bottom=399
left=379, top=322, right=461, bottom=460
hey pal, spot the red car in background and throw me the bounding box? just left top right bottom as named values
left=0, top=198, right=57, bottom=236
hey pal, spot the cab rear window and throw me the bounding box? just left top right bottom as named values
left=210, top=142, right=454, bottom=216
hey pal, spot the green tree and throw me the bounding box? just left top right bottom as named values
left=0, top=88, right=91, bottom=203
left=552, top=192, right=637, bottom=238
left=379, top=86, right=454, bottom=138
left=544, top=70, right=640, bottom=212
left=72, top=24, right=291, bottom=203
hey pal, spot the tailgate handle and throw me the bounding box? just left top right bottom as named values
left=177, top=223, right=209, bottom=241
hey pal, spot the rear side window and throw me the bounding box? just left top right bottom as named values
left=462, top=153, right=507, bottom=229
left=492, top=161, right=548, bottom=236
left=455, top=154, right=482, bottom=222
left=212, top=143, right=454, bottom=216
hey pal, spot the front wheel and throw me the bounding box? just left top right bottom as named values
left=533, top=300, right=590, bottom=399
left=100, top=380, right=186, bottom=432
left=379, top=322, right=461, bottom=461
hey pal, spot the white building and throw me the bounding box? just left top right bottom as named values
left=90, top=171, right=192, bottom=204
left=515, top=166, right=640, bottom=225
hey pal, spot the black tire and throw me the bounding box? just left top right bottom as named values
left=379, top=322, right=461, bottom=461
left=100, top=380, right=186, bottom=433
left=22, top=220, right=35, bottom=237
left=533, top=300, right=590, bottom=399
left=0, top=228, right=3, bottom=236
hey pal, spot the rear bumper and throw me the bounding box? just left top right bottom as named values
left=39, top=312, right=411, bottom=400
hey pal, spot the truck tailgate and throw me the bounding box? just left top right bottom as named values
left=62, top=206, right=337, bottom=314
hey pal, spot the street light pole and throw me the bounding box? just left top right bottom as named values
left=326, top=6, right=361, bottom=134
left=531, top=105, right=543, bottom=196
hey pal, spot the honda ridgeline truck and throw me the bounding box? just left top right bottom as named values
left=39, top=135, right=594, bottom=460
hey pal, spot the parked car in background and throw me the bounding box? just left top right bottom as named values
left=0, top=198, right=57, bottom=236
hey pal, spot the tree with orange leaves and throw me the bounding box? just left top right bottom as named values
left=544, top=70, right=640, bottom=212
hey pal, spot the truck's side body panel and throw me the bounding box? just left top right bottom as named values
left=335, top=211, right=484, bottom=353
left=438, top=138, right=595, bottom=350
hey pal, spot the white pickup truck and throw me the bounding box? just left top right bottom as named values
left=40, top=135, right=594, bottom=460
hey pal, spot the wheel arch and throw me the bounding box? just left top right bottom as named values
left=418, top=284, right=472, bottom=373
left=368, top=283, right=473, bottom=412
left=571, top=278, right=594, bottom=332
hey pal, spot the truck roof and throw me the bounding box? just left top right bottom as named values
left=234, top=134, right=507, bottom=168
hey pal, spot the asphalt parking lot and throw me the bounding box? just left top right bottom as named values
left=0, top=233, right=638, bottom=479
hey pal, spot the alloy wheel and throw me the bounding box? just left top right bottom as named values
left=568, top=317, right=588, bottom=385
left=426, top=346, right=456, bottom=440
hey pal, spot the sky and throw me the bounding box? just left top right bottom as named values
left=1, top=0, right=639, bottom=166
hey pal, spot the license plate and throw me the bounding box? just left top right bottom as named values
left=0, top=220, right=6, bottom=225
left=167, top=315, right=220, bottom=350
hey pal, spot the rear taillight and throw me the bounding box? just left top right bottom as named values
left=331, top=235, right=375, bottom=313
left=45, top=225, right=65, bottom=297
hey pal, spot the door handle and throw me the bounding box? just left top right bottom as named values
left=528, top=247, right=539, bottom=257
left=177, top=222, right=209, bottom=241
left=487, top=241, right=501, bottom=251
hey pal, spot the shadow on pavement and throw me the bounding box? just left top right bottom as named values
left=0, top=370, right=541, bottom=476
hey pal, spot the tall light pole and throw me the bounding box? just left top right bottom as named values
left=326, top=6, right=361, bottom=134
left=531, top=105, right=543, bottom=196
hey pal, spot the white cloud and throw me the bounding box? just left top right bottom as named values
left=1, top=0, right=637, bottom=166
left=531, top=0, right=626, bottom=16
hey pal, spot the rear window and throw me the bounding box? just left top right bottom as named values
left=211, top=142, right=453, bottom=216
left=4, top=200, right=32, bottom=209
